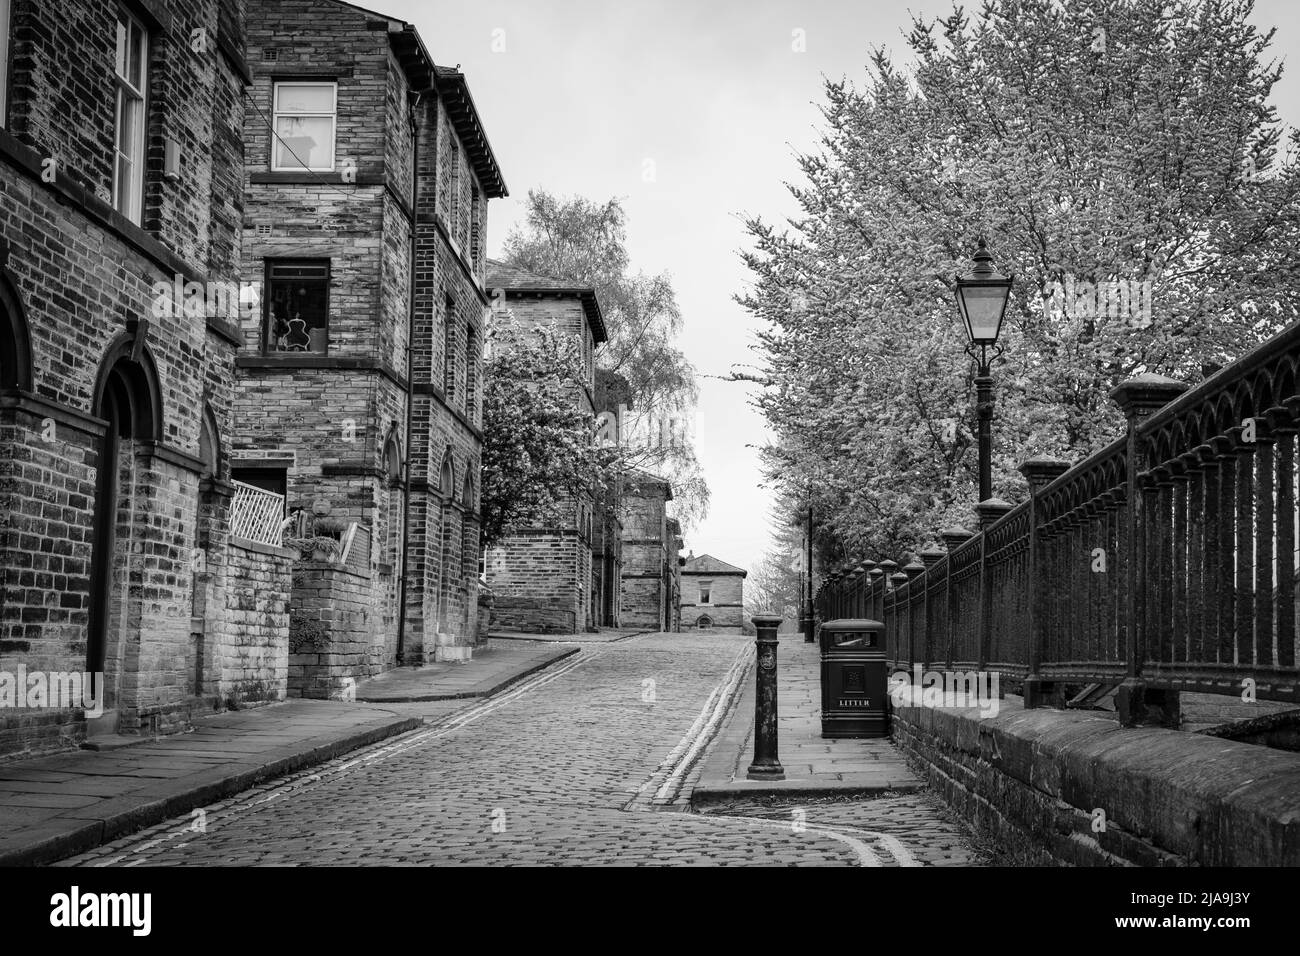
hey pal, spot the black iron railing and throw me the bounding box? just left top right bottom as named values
left=816, top=320, right=1300, bottom=722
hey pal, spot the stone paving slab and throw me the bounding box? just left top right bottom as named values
left=0, top=700, right=421, bottom=866
left=354, top=640, right=578, bottom=702
left=691, top=638, right=923, bottom=806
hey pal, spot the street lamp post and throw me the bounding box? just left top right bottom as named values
left=802, top=505, right=815, bottom=643
left=954, top=238, right=1014, bottom=503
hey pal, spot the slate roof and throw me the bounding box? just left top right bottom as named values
left=622, top=467, right=673, bottom=501
left=431, top=65, right=508, bottom=199
left=486, top=259, right=608, bottom=343
left=682, top=554, right=748, bottom=577
left=337, top=2, right=507, bottom=198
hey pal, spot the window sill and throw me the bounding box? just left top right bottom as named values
left=236, top=354, right=409, bottom=389
left=251, top=171, right=383, bottom=186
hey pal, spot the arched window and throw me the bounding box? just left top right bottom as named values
left=198, top=404, right=221, bottom=481
left=460, top=470, right=476, bottom=578
left=381, top=429, right=403, bottom=487
left=696, top=616, right=713, bottom=630
left=439, top=452, right=454, bottom=499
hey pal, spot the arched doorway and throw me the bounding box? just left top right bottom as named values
left=191, top=404, right=221, bottom=696
left=0, top=273, right=33, bottom=632
left=88, top=338, right=162, bottom=727
left=0, top=273, right=33, bottom=393
left=378, top=427, right=403, bottom=664
left=437, top=451, right=454, bottom=636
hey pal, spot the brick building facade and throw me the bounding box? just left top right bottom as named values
left=0, top=0, right=300, bottom=757
left=680, top=553, right=746, bottom=632
left=231, top=0, right=505, bottom=683
left=482, top=260, right=610, bottom=633
left=619, top=472, right=682, bottom=632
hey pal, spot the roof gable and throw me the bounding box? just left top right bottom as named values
left=682, top=554, right=747, bottom=576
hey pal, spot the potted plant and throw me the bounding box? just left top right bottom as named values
left=312, top=516, right=349, bottom=539
left=284, top=535, right=342, bottom=561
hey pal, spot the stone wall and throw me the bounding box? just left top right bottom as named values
left=487, top=531, right=585, bottom=633
left=287, top=560, right=378, bottom=699
left=890, top=694, right=1300, bottom=865
left=211, top=537, right=294, bottom=707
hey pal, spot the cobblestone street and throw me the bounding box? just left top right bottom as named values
left=58, top=633, right=988, bottom=867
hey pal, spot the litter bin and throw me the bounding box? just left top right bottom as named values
left=820, top=618, right=888, bottom=738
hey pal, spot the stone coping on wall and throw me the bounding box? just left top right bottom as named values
left=293, top=557, right=371, bottom=579
left=229, top=535, right=298, bottom=560
left=891, top=695, right=1300, bottom=866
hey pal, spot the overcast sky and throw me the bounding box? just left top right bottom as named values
left=376, top=0, right=1300, bottom=575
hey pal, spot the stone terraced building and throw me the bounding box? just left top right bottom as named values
left=481, top=260, right=609, bottom=633
left=679, top=553, right=746, bottom=632
left=231, top=0, right=507, bottom=693
left=0, top=0, right=299, bottom=757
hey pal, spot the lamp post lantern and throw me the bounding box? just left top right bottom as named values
left=955, top=238, right=1013, bottom=502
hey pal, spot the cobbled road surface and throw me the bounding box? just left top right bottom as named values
left=59, top=633, right=988, bottom=867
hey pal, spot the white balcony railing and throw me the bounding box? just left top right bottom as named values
left=230, top=480, right=286, bottom=547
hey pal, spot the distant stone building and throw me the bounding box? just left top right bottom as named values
left=231, top=0, right=506, bottom=690
left=482, top=260, right=609, bottom=633
left=592, top=369, right=630, bottom=628
left=0, top=0, right=295, bottom=756
left=666, top=518, right=684, bottom=632
left=680, top=553, right=747, bottom=632
left=620, top=472, right=682, bottom=631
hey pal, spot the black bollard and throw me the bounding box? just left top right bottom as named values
left=746, top=612, right=785, bottom=780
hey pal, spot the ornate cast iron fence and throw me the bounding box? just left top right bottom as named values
left=816, top=321, right=1300, bottom=724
